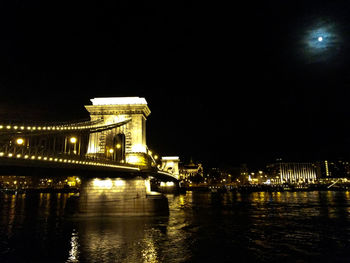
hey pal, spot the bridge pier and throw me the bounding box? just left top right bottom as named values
left=72, top=177, right=169, bottom=216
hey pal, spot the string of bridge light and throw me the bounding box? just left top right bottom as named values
left=0, top=150, right=139, bottom=171
left=0, top=124, right=98, bottom=131
left=0, top=119, right=130, bottom=132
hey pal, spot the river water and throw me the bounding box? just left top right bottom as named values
left=1, top=190, right=350, bottom=262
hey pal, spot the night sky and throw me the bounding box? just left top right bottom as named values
left=1, top=0, right=350, bottom=167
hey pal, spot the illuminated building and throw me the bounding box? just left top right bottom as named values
left=85, top=97, right=151, bottom=166
left=316, top=160, right=350, bottom=178
left=239, top=163, right=249, bottom=184
left=0, top=175, right=32, bottom=189
left=179, top=159, right=203, bottom=180
left=266, top=162, right=317, bottom=184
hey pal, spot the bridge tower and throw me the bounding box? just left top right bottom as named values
left=85, top=97, right=151, bottom=166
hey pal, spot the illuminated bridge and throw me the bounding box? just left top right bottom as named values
left=0, top=97, right=178, bottom=183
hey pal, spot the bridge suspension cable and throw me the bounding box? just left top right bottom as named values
left=0, top=119, right=131, bottom=136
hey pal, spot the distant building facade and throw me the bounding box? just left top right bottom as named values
left=316, top=160, right=350, bottom=178
left=179, top=159, right=203, bottom=181
left=266, top=162, right=317, bottom=184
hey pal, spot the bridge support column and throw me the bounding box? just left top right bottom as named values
left=74, top=177, right=168, bottom=216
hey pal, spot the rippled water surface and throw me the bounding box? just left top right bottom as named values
left=1, top=191, right=350, bottom=262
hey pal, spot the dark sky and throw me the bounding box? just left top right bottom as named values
left=1, top=0, right=350, bottom=167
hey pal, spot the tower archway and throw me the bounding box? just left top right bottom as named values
left=85, top=97, right=151, bottom=165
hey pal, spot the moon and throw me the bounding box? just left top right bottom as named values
left=298, top=20, right=342, bottom=63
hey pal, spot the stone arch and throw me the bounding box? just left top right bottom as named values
left=85, top=97, right=151, bottom=165
left=113, top=133, right=125, bottom=162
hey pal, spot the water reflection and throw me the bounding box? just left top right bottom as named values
left=67, top=229, right=79, bottom=263
left=77, top=177, right=168, bottom=216
left=1, top=191, right=350, bottom=262
left=69, top=217, right=169, bottom=263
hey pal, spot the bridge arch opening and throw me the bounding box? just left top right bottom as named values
left=85, top=97, right=151, bottom=166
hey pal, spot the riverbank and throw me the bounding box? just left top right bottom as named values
left=182, top=184, right=350, bottom=193
left=0, top=188, right=79, bottom=194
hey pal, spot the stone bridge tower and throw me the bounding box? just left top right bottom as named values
left=85, top=97, right=151, bottom=165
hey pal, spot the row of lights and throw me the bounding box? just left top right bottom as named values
left=0, top=151, right=139, bottom=170
left=14, top=137, right=77, bottom=145
left=107, top=143, right=122, bottom=154
left=14, top=138, right=127, bottom=163
left=148, top=150, right=159, bottom=160
left=0, top=124, right=97, bottom=132
left=0, top=119, right=127, bottom=132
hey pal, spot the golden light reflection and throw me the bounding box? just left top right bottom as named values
left=179, top=195, right=185, bottom=206
left=7, top=195, right=16, bottom=235
left=142, top=234, right=158, bottom=263
left=67, top=230, right=80, bottom=263
left=276, top=191, right=282, bottom=202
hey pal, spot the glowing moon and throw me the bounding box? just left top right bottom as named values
left=299, top=20, right=342, bottom=63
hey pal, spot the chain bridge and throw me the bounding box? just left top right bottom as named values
left=0, top=97, right=177, bottom=182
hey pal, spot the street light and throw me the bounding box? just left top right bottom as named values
left=16, top=138, right=24, bottom=145
left=69, top=137, right=78, bottom=154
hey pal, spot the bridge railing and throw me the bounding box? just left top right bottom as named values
left=0, top=145, right=140, bottom=170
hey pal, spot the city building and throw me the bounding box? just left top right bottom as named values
left=316, top=160, right=350, bottom=178
left=0, top=175, right=32, bottom=189
left=179, top=159, right=203, bottom=181
left=266, top=162, right=318, bottom=184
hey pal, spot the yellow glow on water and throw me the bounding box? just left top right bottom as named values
left=179, top=195, right=185, bottom=206
left=67, top=230, right=79, bottom=262
left=142, top=234, right=158, bottom=263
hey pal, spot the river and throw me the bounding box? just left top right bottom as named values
left=1, top=190, right=350, bottom=262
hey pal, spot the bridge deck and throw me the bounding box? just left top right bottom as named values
left=0, top=156, right=178, bottom=181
